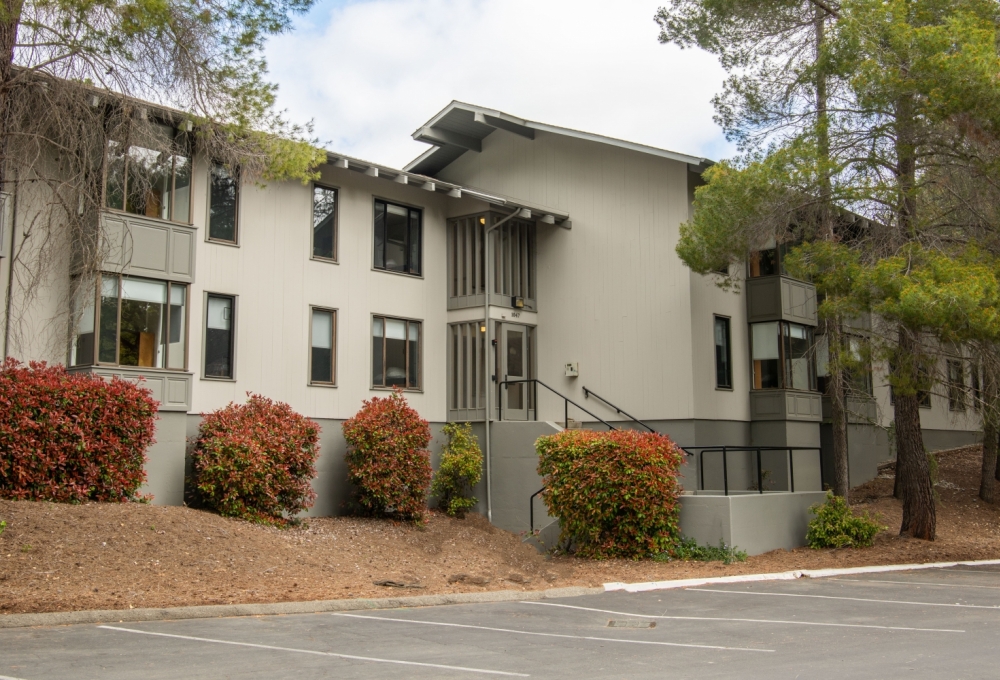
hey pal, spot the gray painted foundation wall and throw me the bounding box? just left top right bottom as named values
left=140, top=411, right=188, bottom=505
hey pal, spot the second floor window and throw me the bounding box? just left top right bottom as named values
left=374, top=200, right=421, bottom=276
left=72, top=274, right=187, bottom=370
left=312, top=185, right=338, bottom=260
left=372, top=316, right=421, bottom=389
left=751, top=321, right=816, bottom=391
left=209, top=163, right=239, bottom=243
left=948, top=359, right=967, bottom=411
left=714, top=316, right=732, bottom=389
left=105, top=123, right=191, bottom=223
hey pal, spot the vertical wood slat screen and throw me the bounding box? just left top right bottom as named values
left=448, top=320, right=486, bottom=420
left=447, top=213, right=536, bottom=310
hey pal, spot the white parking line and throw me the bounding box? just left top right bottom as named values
left=690, top=589, right=1000, bottom=609
left=333, top=613, right=775, bottom=652
left=98, top=625, right=528, bottom=677
left=834, top=578, right=1000, bottom=590
left=521, top=601, right=965, bottom=633
left=0, top=675, right=29, bottom=680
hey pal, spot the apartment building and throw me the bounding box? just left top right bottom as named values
left=0, top=99, right=981, bottom=546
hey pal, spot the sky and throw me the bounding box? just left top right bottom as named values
left=264, top=0, right=734, bottom=170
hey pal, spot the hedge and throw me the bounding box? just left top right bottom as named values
left=343, top=389, right=432, bottom=521
left=192, top=394, right=319, bottom=526
left=536, top=429, right=685, bottom=559
left=0, top=359, right=157, bottom=502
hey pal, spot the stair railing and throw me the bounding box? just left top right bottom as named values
left=497, top=378, right=618, bottom=430
left=581, top=386, right=656, bottom=432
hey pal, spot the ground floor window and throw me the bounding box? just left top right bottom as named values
left=310, top=307, right=337, bottom=385
left=751, top=321, right=816, bottom=391
left=72, top=274, right=187, bottom=370
left=948, top=359, right=967, bottom=412
left=372, top=316, right=420, bottom=389
left=205, top=294, right=235, bottom=379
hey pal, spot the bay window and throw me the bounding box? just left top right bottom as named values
left=105, top=123, right=191, bottom=223
left=372, top=316, right=421, bottom=389
left=751, top=321, right=816, bottom=391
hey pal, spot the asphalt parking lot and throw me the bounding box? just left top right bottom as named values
left=2, top=564, right=998, bottom=679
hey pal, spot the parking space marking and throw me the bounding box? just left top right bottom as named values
left=0, top=675, right=29, bottom=680
left=98, top=625, right=528, bottom=677
left=333, top=613, right=775, bottom=652
left=691, top=588, right=1000, bottom=609
left=521, top=601, right=965, bottom=633
left=833, top=578, right=1000, bottom=590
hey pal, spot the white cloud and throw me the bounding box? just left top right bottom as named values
left=265, top=0, right=733, bottom=169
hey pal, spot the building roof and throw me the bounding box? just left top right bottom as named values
left=404, top=101, right=714, bottom=176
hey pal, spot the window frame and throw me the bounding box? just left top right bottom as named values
left=202, top=292, right=238, bottom=381
left=947, top=358, right=967, bottom=412
left=206, top=161, right=240, bottom=246
left=310, top=183, right=339, bottom=264
left=103, top=124, right=193, bottom=225
left=308, top=305, right=338, bottom=387
left=370, top=314, right=423, bottom=391
left=372, top=198, right=423, bottom=278
left=81, top=273, right=190, bottom=371
left=749, top=320, right=817, bottom=392
left=714, top=315, right=733, bottom=390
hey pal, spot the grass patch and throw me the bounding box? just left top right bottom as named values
left=655, top=538, right=748, bottom=565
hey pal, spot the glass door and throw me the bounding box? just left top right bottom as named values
left=499, top=322, right=528, bottom=421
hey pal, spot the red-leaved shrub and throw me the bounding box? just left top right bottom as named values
left=192, top=394, right=319, bottom=526
left=0, top=359, right=157, bottom=502
left=342, top=390, right=432, bottom=521
left=536, top=429, right=685, bottom=559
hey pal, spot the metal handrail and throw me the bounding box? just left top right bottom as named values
left=498, top=378, right=618, bottom=430
left=529, top=486, right=546, bottom=533
left=581, top=386, right=656, bottom=433
left=681, top=446, right=824, bottom=496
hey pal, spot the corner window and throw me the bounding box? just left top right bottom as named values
left=105, top=123, right=191, bottom=223
left=374, top=200, right=421, bottom=276
left=74, top=274, right=187, bottom=369
left=714, top=316, right=732, bottom=389
left=205, top=294, right=235, bottom=378
left=948, top=359, right=966, bottom=412
left=751, top=321, right=816, bottom=391
left=310, top=307, right=337, bottom=385
left=748, top=241, right=795, bottom=278
left=208, top=163, right=239, bottom=243
left=372, top=316, right=420, bottom=389
left=312, top=185, right=338, bottom=261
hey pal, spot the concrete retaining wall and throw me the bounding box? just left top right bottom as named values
left=678, top=491, right=827, bottom=555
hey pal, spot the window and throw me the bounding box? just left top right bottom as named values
left=449, top=321, right=487, bottom=417
left=205, top=294, right=235, bottom=378
left=948, top=359, right=967, bottom=412
left=751, top=321, right=816, bottom=391
left=372, top=316, right=420, bottom=389
left=714, top=316, right=732, bottom=389
left=312, top=185, right=338, bottom=261
left=310, top=307, right=336, bottom=385
left=374, top=200, right=421, bottom=275
left=72, top=274, right=187, bottom=369
left=816, top=334, right=873, bottom=396
left=208, top=162, right=239, bottom=243
left=972, top=362, right=982, bottom=411
left=105, top=123, right=191, bottom=223
left=748, top=241, right=795, bottom=278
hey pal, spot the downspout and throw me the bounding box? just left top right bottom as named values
left=3, top=168, right=18, bottom=359
left=484, top=206, right=529, bottom=524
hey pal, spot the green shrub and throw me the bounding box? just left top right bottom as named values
left=192, top=394, right=319, bottom=526
left=536, top=429, right=685, bottom=559
left=343, top=390, right=432, bottom=521
left=431, top=422, right=482, bottom=517
left=655, top=537, right=748, bottom=565
left=806, top=492, right=885, bottom=548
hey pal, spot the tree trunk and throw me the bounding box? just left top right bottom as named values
left=827, top=319, right=850, bottom=499
left=893, top=330, right=935, bottom=540
left=983, top=361, right=999, bottom=501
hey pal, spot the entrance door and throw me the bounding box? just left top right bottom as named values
left=499, top=322, right=529, bottom=421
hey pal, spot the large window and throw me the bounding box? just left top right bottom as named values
left=948, top=359, right=967, bottom=412
left=714, top=316, right=732, bottom=389
left=751, top=321, right=816, bottom=391
left=205, top=294, right=235, bottom=378
left=748, top=241, right=795, bottom=278
left=816, top=334, right=873, bottom=396
left=71, top=274, right=187, bottom=369
left=208, top=163, right=239, bottom=243
left=310, top=307, right=337, bottom=385
left=312, top=185, right=338, bottom=261
left=105, top=123, right=191, bottom=223
left=374, top=200, right=421, bottom=275
left=372, top=316, right=421, bottom=389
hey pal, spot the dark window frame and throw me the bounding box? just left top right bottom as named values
left=714, top=315, right=733, bottom=390
left=750, top=320, right=817, bottom=392
left=372, top=198, right=422, bottom=277
left=308, top=306, right=338, bottom=386
left=203, top=292, right=237, bottom=380
left=207, top=162, right=240, bottom=245
left=371, top=314, right=422, bottom=391
left=947, top=359, right=967, bottom=412
left=311, top=183, right=339, bottom=263
left=104, top=123, right=193, bottom=225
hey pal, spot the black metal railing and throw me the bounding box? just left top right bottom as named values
left=582, top=386, right=656, bottom=433
left=529, top=486, right=546, bottom=533
left=681, top=446, right=824, bottom=496
left=498, top=378, right=618, bottom=430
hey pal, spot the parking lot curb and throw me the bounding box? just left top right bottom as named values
left=0, top=586, right=604, bottom=629
left=603, top=558, right=1000, bottom=593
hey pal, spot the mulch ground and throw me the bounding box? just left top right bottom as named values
left=2, top=445, right=999, bottom=615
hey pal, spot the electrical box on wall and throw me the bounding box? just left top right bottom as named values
left=564, top=362, right=579, bottom=378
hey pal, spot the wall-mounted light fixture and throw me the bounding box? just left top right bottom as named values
left=513, top=296, right=525, bottom=309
